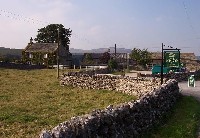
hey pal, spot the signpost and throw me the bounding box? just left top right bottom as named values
left=164, top=51, right=180, bottom=67
left=161, top=43, right=180, bottom=84
left=57, top=28, right=60, bottom=79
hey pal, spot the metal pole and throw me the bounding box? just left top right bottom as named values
left=178, top=49, right=180, bottom=67
left=161, top=43, right=164, bottom=84
left=115, top=44, right=116, bottom=59
left=127, top=53, right=129, bottom=70
left=57, top=27, right=60, bottom=79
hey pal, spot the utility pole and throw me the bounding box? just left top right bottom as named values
left=127, top=53, right=129, bottom=70
left=57, top=27, right=60, bottom=79
left=114, top=44, right=116, bottom=59
left=161, top=43, right=164, bottom=84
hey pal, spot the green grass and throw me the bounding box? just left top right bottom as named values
left=0, top=69, right=135, bottom=138
left=143, top=96, right=200, bottom=138
left=112, top=69, right=130, bottom=75
left=1, top=69, right=200, bottom=138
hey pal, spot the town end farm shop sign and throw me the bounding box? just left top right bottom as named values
left=164, top=51, right=180, bottom=67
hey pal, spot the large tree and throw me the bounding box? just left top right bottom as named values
left=130, top=48, right=152, bottom=68
left=99, top=52, right=110, bottom=64
left=108, top=59, right=118, bottom=71
left=82, top=53, right=95, bottom=65
left=34, top=24, right=72, bottom=47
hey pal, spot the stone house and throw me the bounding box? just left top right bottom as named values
left=81, top=53, right=103, bottom=66
left=80, top=52, right=135, bottom=70
left=150, top=52, right=199, bottom=71
left=22, top=38, right=72, bottom=67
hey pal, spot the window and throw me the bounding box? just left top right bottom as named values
left=44, top=54, right=48, bottom=58
left=29, top=53, right=33, bottom=58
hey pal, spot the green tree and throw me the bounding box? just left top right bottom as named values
left=82, top=53, right=94, bottom=65
left=34, top=24, right=72, bottom=48
left=108, top=59, right=118, bottom=71
left=130, top=48, right=152, bottom=68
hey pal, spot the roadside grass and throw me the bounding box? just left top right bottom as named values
left=112, top=71, right=125, bottom=76
left=112, top=69, right=131, bottom=76
left=143, top=96, right=200, bottom=138
left=0, top=69, right=135, bottom=138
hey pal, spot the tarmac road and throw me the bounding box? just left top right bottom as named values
left=179, top=81, right=200, bottom=101
left=125, top=71, right=200, bottom=100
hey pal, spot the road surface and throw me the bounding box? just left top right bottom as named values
left=179, top=81, right=200, bottom=101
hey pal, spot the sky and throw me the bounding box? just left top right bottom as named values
left=0, top=0, right=200, bottom=55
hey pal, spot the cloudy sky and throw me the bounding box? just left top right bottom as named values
left=0, top=0, right=200, bottom=55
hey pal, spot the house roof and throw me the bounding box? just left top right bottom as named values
left=91, top=53, right=103, bottom=59
left=151, top=52, right=162, bottom=59
left=24, top=43, right=58, bottom=53
left=151, top=52, right=197, bottom=60
left=180, top=53, right=197, bottom=60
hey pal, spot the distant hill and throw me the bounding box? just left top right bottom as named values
left=197, top=56, right=200, bottom=60
left=70, top=47, right=132, bottom=53
left=0, top=47, right=22, bottom=62
left=0, top=47, right=22, bottom=57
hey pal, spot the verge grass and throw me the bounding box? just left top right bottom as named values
left=0, top=69, right=135, bottom=138
left=143, top=96, right=200, bottom=138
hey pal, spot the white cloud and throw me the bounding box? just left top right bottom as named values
left=87, top=25, right=102, bottom=36
left=0, top=0, right=200, bottom=55
left=28, top=0, right=75, bottom=24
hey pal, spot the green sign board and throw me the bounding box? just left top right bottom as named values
left=188, top=75, right=195, bottom=87
left=164, top=51, right=180, bottom=67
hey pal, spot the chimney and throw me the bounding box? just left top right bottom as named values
left=30, top=37, right=33, bottom=44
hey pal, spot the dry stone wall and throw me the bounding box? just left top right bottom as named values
left=74, top=68, right=109, bottom=77
left=60, top=74, right=161, bottom=98
left=40, top=79, right=180, bottom=138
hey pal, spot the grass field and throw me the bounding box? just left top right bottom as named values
left=0, top=69, right=135, bottom=137
left=1, top=69, right=200, bottom=138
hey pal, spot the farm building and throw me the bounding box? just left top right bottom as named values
left=150, top=52, right=199, bottom=71
left=22, top=38, right=72, bottom=67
